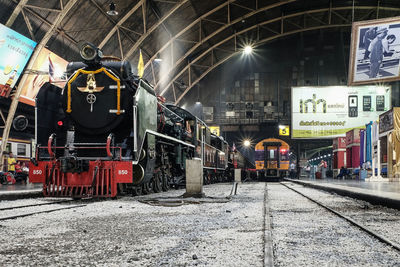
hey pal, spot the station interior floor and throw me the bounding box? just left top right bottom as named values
left=1, top=176, right=399, bottom=199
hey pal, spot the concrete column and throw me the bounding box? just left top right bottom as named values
left=183, top=158, right=204, bottom=198
left=388, top=133, right=393, bottom=179
left=234, top=169, right=241, bottom=183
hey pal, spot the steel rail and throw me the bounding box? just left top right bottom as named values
left=0, top=204, right=87, bottom=221
left=0, top=200, right=75, bottom=211
left=263, top=183, right=274, bottom=267
left=280, top=182, right=400, bottom=252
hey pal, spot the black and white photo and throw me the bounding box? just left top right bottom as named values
left=349, top=17, right=400, bottom=85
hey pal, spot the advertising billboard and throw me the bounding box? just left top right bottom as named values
left=348, top=16, right=400, bottom=85
left=291, top=86, right=391, bottom=139
left=19, top=48, right=68, bottom=106
left=0, top=23, right=36, bottom=98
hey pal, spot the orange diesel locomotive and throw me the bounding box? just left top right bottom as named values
left=255, top=138, right=289, bottom=180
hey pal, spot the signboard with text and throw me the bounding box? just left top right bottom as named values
left=291, top=86, right=391, bottom=138
left=209, top=126, right=220, bottom=136
left=0, top=23, right=36, bottom=98
left=279, top=125, right=290, bottom=136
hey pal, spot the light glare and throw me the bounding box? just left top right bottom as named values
left=243, top=139, right=251, bottom=147
left=244, top=45, right=252, bottom=54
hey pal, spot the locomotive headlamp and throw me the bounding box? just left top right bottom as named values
left=79, top=42, right=103, bottom=62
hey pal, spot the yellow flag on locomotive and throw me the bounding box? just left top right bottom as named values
left=138, top=50, right=144, bottom=78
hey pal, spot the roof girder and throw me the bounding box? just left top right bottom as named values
left=161, top=5, right=400, bottom=104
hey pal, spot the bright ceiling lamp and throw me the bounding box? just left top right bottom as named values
left=244, top=45, right=253, bottom=55
left=243, top=139, right=251, bottom=147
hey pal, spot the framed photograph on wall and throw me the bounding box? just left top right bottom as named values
left=348, top=16, right=400, bottom=86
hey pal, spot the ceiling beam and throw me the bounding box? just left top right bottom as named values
left=165, top=5, right=400, bottom=104
left=24, top=4, right=61, bottom=13
left=0, top=0, right=79, bottom=169
left=98, top=0, right=144, bottom=49
left=6, top=0, right=29, bottom=27
left=23, top=7, right=77, bottom=45
left=154, top=0, right=296, bottom=91
left=174, top=23, right=349, bottom=105
left=123, top=0, right=188, bottom=61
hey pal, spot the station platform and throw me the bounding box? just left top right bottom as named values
left=286, top=178, right=400, bottom=209
left=0, top=183, right=42, bottom=200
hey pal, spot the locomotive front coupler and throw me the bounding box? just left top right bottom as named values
left=60, top=156, right=89, bottom=174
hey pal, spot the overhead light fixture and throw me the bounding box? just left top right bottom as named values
left=107, top=2, right=118, bottom=16
left=244, top=45, right=252, bottom=55
left=154, top=58, right=163, bottom=62
left=195, top=101, right=201, bottom=105
left=243, top=139, right=251, bottom=147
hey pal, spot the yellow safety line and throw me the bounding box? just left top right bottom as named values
left=67, top=67, right=121, bottom=115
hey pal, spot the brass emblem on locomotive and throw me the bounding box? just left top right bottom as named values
left=77, top=73, right=104, bottom=93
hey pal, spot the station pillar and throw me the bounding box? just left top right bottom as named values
left=183, top=158, right=205, bottom=198
left=234, top=169, right=241, bottom=183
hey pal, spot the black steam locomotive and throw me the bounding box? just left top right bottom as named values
left=29, top=43, right=253, bottom=198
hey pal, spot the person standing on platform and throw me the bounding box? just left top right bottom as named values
left=369, top=27, right=388, bottom=78
left=305, top=164, right=311, bottom=178
left=296, top=164, right=301, bottom=179
left=289, top=162, right=296, bottom=179
left=7, top=152, right=17, bottom=174
left=319, top=160, right=327, bottom=179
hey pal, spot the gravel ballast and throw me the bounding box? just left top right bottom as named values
left=269, top=183, right=400, bottom=266
left=1, top=182, right=399, bottom=266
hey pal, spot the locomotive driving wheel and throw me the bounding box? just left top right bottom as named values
left=152, top=171, right=162, bottom=193
left=131, top=185, right=142, bottom=196
left=142, top=181, right=153, bottom=195
left=204, top=172, right=211, bottom=185
left=161, top=172, right=169, bottom=191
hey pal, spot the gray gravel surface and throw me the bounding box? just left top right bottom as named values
left=0, top=183, right=266, bottom=267
left=2, top=182, right=399, bottom=266
left=269, top=183, right=400, bottom=267
left=283, top=182, right=400, bottom=251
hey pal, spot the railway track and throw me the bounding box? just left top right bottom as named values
left=262, top=183, right=274, bottom=267
left=0, top=199, right=75, bottom=211
left=280, top=182, right=400, bottom=252
left=0, top=199, right=87, bottom=221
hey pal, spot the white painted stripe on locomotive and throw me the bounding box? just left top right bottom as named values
left=109, top=85, right=126, bottom=89
left=109, top=109, right=125, bottom=113
left=203, top=167, right=226, bottom=171
left=132, top=129, right=194, bottom=165
left=146, top=129, right=195, bottom=148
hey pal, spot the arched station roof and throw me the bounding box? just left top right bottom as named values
left=2, top=0, right=400, bottom=104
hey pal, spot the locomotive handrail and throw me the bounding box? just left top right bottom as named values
left=47, top=134, right=56, bottom=159
left=67, top=67, right=121, bottom=115
left=106, top=134, right=114, bottom=158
